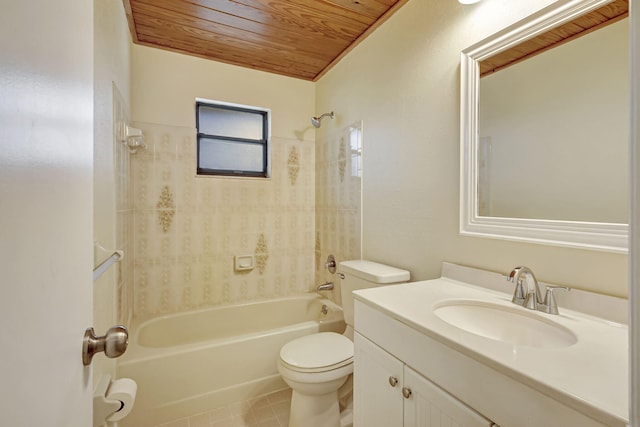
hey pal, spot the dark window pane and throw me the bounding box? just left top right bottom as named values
left=198, top=137, right=265, bottom=173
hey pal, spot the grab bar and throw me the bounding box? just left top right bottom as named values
left=93, top=250, right=123, bottom=281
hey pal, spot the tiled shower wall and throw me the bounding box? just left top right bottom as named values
left=114, top=86, right=135, bottom=326
left=315, top=122, right=363, bottom=304
left=131, top=122, right=316, bottom=318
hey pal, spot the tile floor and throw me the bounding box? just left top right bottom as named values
left=153, top=388, right=292, bottom=427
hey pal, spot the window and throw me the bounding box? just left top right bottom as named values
left=196, top=99, right=270, bottom=177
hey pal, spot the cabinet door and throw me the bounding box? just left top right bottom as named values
left=404, top=367, right=494, bottom=427
left=354, top=332, right=404, bottom=427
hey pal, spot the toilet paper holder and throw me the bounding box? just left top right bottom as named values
left=93, top=375, right=137, bottom=427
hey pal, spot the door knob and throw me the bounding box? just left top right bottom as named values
left=82, top=325, right=128, bottom=366
left=388, top=376, right=399, bottom=387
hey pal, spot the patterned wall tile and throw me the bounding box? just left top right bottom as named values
left=315, top=232, right=321, bottom=271
left=131, top=122, right=316, bottom=317
left=113, top=85, right=135, bottom=327
left=314, top=122, right=363, bottom=302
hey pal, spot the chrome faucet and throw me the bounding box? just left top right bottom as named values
left=317, top=281, right=334, bottom=291
left=507, top=266, right=569, bottom=315
left=507, top=266, right=542, bottom=310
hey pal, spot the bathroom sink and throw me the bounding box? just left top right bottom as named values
left=434, top=300, right=577, bottom=348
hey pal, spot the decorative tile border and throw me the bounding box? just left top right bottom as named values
left=287, top=146, right=300, bottom=186
left=338, top=136, right=347, bottom=183
left=157, top=185, right=175, bottom=233
left=315, top=232, right=321, bottom=272
left=255, top=233, right=269, bottom=275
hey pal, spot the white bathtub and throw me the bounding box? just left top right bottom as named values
left=118, top=293, right=345, bottom=427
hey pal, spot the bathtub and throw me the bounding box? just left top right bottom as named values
left=118, top=293, right=345, bottom=427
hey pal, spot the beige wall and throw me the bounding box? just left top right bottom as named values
left=131, top=44, right=315, bottom=139
left=315, top=0, right=628, bottom=297
left=130, top=46, right=317, bottom=317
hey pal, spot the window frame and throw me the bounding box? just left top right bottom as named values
left=195, top=99, right=271, bottom=178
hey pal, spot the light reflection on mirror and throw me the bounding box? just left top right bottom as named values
left=477, top=18, right=628, bottom=223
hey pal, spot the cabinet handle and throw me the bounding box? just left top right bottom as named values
left=388, top=376, right=399, bottom=387
left=402, top=387, right=412, bottom=399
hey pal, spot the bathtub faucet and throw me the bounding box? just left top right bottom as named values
left=317, top=282, right=334, bottom=291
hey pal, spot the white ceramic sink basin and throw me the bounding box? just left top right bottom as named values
left=434, top=300, right=578, bottom=348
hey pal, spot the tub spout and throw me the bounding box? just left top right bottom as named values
left=317, top=282, right=334, bottom=291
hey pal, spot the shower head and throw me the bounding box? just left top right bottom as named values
left=311, top=111, right=334, bottom=128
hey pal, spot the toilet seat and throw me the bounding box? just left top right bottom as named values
left=280, top=357, right=353, bottom=374
left=279, top=332, right=353, bottom=373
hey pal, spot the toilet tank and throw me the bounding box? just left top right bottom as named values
left=338, top=260, right=410, bottom=329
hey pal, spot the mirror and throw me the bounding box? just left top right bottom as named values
left=460, top=0, right=629, bottom=253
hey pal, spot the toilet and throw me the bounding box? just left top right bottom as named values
left=278, top=260, right=410, bottom=427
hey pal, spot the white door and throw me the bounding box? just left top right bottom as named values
left=354, top=333, right=404, bottom=427
left=404, top=367, right=494, bottom=427
left=0, top=1, right=94, bottom=426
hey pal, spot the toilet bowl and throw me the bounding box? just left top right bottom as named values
left=277, top=260, right=410, bottom=427
left=278, top=332, right=353, bottom=427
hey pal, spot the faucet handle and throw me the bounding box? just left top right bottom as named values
left=514, top=278, right=525, bottom=298
left=523, top=291, right=538, bottom=310
left=511, top=278, right=526, bottom=304
left=542, top=285, right=570, bottom=315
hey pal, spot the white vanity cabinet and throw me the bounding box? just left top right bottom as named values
left=353, top=290, right=622, bottom=427
left=354, top=332, right=495, bottom=427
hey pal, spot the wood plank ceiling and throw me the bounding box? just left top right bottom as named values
left=122, top=0, right=409, bottom=81
left=480, top=0, right=628, bottom=77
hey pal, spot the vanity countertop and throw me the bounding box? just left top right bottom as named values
left=353, top=277, right=628, bottom=426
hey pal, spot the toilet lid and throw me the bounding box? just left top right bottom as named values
left=280, top=332, right=353, bottom=370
